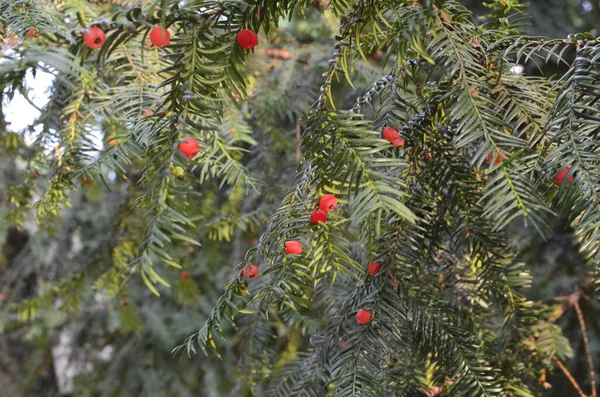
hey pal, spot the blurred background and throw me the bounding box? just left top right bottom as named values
left=1, top=1, right=599, bottom=396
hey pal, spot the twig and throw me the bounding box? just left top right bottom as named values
left=423, top=386, right=444, bottom=397
left=574, top=300, right=597, bottom=397
left=196, top=8, right=222, bottom=19
left=423, top=380, right=452, bottom=397
left=295, top=119, right=302, bottom=162
left=553, top=356, right=588, bottom=397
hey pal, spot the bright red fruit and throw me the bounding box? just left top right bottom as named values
left=367, top=262, right=382, bottom=276
left=0, top=294, right=6, bottom=302
left=27, top=28, right=38, bottom=37
left=356, top=309, right=371, bottom=325
left=144, top=109, right=154, bottom=117
left=487, top=151, right=506, bottom=165
left=242, top=264, right=259, bottom=279
left=178, top=137, right=199, bottom=159
left=181, top=271, right=190, bottom=280
left=382, top=127, right=400, bottom=143
left=82, top=178, right=92, bottom=186
left=82, top=27, right=106, bottom=49
left=309, top=209, right=327, bottom=224
left=391, top=137, right=405, bottom=148
left=555, top=167, right=574, bottom=185
left=150, top=26, right=170, bottom=47
left=237, top=29, right=258, bottom=49
left=285, top=240, right=303, bottom=255
left=319, top=194, right=338, bottom=213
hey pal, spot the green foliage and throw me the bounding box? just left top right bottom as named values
left=1, top=0, right=600, bottom=396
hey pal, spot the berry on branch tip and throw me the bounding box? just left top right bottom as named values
left=178, top=137, right=199, bottom=159
left=367, top=262, right=382, bottom=276
left=241, top=264, right=259, bottom=279
left=319, top=194, right=338, bottom=213
left=382, top=126, right=400, bottom=143
left=555, top=167, right=574, bottom=185
left=150, top=26, right=170, bottom=47
left=181, top=271, right=190, bottom=280
left=82, top=26, right=106, bottom=49
left=487, top=151, right=506, bottom=165
left=309, top=209, right=327, bottom=224
left=356, top=309, right=371, bottom=325
left=391, top=137, right=405, bottom=148
left=82, top=178, right=92, bottom=186
left=237, top=29, right=258, bottom=49
left=285, top=240, right=303, bottom=255
left=27, top=28, right=38, bottom=37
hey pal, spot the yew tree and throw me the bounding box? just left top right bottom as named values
left=1, top=0, right=600, bottom=396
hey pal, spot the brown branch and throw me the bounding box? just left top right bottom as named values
left=553, top=356, right=588, bottom=397
left=423, top=386, right=444, bottom=397
left=423, top=380, right=453, bottom=397
left=574, top=300, right=597, bottom=397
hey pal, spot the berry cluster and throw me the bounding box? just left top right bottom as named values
left=485, top=150, right=575, bottom=186
left=382, top=126, right=405, bottom=147
left=240, top=194, right=340, bottom=281
left=240, top=193, right=380, bottom=327
left=26, top=24, right=259, bottom=162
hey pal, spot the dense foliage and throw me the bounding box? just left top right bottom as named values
left=1, top=0, right=599, bottom=396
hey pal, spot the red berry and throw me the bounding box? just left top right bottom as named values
left=356, top=309, right=371, bottom=325
left=319, top=194, right=338, bottom=213
left=82, top=178, right=92, bottom=186
left=181, top=271, right=190, bottom=280
left=178, top=137, right=199, bottom=159
left=150, top=26, right=170, bottom=47
left=367, top=262, right=382, bottom=276
left=285, top=240, right=303, bottom=255
left=391, top=137, right=405, bottom=148
left=231, top=92, right=239, bottom=100
left=82, top=26, right=106, bottom=49
left=341, top=343, right=350, bottom=350
left=237, top=29, right=258, bottom=49
left=390, top=278, right=400, bottom=289
left=241, top=264, right=259, bottom=279
left=0, top=294, right=6, bottom=302
left=555, top=167, right=574, bottom=185
left=144, top=109, right=154, bottom=117
left=30, top=171, right=40, bottom=180
left=487, top=151, right=506, bottom=165
left=382, top=127, right=400, bottom=143
left=27, top=28, right=38, bottom=37
left=309, top=209, right=327, bottom=224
